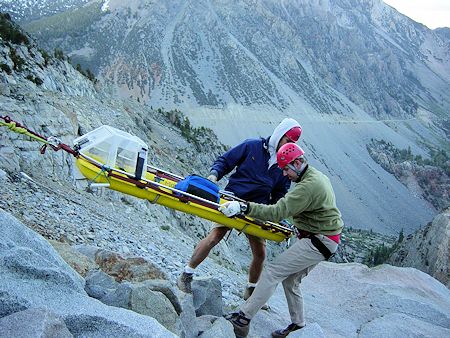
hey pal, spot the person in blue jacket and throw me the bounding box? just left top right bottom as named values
left=177, top=118, right=302, bottom=299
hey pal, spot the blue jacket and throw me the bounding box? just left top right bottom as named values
left=210, top=137, right=290, bottom=204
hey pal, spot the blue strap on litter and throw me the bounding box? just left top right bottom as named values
left=175, top=174, right=220, bottom=203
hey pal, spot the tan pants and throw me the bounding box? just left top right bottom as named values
left=240, top=235, right=338, bottom=326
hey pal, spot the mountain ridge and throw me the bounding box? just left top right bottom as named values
left=11, top=0, right=449, bottom=120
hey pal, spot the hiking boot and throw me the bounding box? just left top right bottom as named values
left=177, top=272, right=193, bottom=293
left=271, top=323, right=304, bottom=338
left=243, top=286, right=270, bottom=310
left=224, top=311, right=250, bottom=337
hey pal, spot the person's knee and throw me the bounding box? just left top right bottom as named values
left=265, top=263, right=285, bottom=280
left=250, top=242, right=266, bottom=261
left=282, top=277, right=297, bottom=288
left=205, top=228, right=227, bottom=247
left=251, top=251, right=265, bottom=265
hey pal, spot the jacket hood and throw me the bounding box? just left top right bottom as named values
left=268, top=118, right=301, bottom=168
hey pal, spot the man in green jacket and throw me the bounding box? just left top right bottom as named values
left=219, top=143, right=344, bottom=338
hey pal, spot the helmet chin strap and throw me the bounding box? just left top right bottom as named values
left=287, top=161, right=306, bottom=177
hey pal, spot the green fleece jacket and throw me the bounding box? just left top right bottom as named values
left=247, top=165, right=343, bottom=235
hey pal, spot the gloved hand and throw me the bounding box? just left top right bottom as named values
left=219, top=201, right=243, bottom=217
left=207, top=174, right=218, bottom=183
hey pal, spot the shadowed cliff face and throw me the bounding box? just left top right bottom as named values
left=388, top=208, right=450, bottom=288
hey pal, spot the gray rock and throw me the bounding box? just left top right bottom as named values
left=93, top=249, right=168, bottom=282
left=192, top=277, right=223, bottom=317
left=100, top=279, right=180, bottom=334
left=197, top=316, right=234, bottom=338
left=0, top=82, right=10, bottom=96
left=85, top=270, right=119, bottom=299
left=0, top=210, right=176, bottom=337
left=100, top=282, right=132, bottom=308
left=0, top=291, right=30, bottom=318
left=139, top=279, right=182, bottom=315
left=0, top=308, right=73, bottom=337
left=73, top=244, right=100, bottom=261
left=288, top=323, right=325, bottom=338
left=0, top=211, right=85, bottom=294
left=358, top=312, right=450, bottom=338
left=178, top=294, right=199, bottom=338
left=0, top=169, right=7, bottom=181
left=0, top=146, right=20, bottom=173
left=130, top=284, right=179, bottom=334
left=49, top=239, right=98, bottom=277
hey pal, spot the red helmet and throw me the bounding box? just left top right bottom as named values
left=277, top=143, right=305, bottom=168
left=284, top=126, right=302, bottom=142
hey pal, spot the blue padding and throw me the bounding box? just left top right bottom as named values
left=175, top=175, right=220, bottom=203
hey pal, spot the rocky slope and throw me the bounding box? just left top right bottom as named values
left=435, top=27, right=450, bottom=41
left=367, top=139, right=449, bottom=211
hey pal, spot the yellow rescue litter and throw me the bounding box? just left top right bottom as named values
left=0, top=116, right=293, bottom=242
left=73, top=126, right=293, bottom=242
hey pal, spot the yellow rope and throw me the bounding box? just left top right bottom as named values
left=0, top=120, right=49, bottom=144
